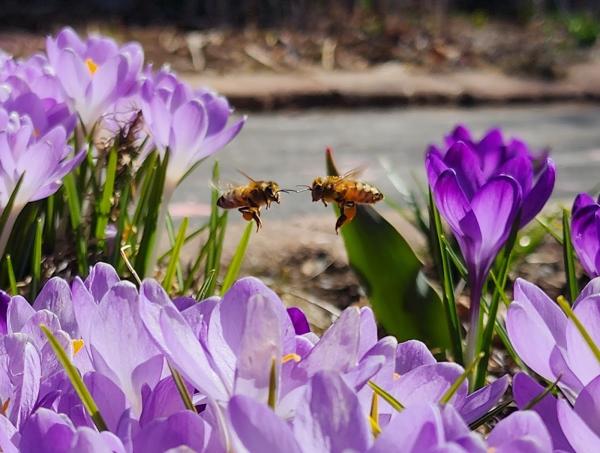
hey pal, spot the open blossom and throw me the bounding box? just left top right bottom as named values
left=45, top=27, right=143, bottom=129
left=139, top=68, right=245, bottom=187
left=506, top=277, right=600, bottom=398
left=571, top=193, right=600, bottom=277
left=0, top=110, right=84, bottom=255
left=514, top=372, right=600, bottom=452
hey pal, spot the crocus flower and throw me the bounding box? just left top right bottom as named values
left=426, top=125, right=555, bottom=360
left=428, top=124, right=556, bottom=228
left=45, top=27, right=143, bottom=130
left=571, top=192, right=600, bottom=277
left=139, top=69, right=245, bottom=189
left=428, top=157, right=522, bottom=359
left=0, top=111, right=84, bottom=256
left=514, top=371, right=600, bottom=452
left=507, top=277, right=600, bottom=398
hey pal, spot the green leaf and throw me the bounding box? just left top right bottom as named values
left=63, top=173, right=88, bottom=275
left=134, top=152, right=170, bottom=278
left=368, top=380, right=404, bottom=411
left=562, top=209, right=579, bottom=303
left=220, top=221, right=253, bottom=294
left=40, top=324, right=108, bottom=431
left=326, top=149, right=449, bottom=348
left=94, top=148, right=118, bottom=248
left=163, top=217, right=188, bottom=292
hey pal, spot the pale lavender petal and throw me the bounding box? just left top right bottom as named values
left=297, top=307, right=361, bottom=377
left=574, top=374, right=600, bottom=437
left=228, top=395, right=302, bottom=453
left=83, top=262, right=120, bottom=302
left=395, top=340, right=436, bottom=375
left=487, top=410, right=553, bottom=453
left=33, top=278, right=76, bottom=336
left=84, top=372, right=126, bottom=433
left=19, top=408, right=74, bottom=453
left=170, top=99, right=208, bottom=155
left=512, top=372, right=571, bottom=451
left=7, top=296, right=35, bottom=333
left=199, top=116, right=245, bottom=158
left=368, top=403, right=441, bottom=453
left=139, top=377, right=189, bottom=427
left=293, top=370, right=371, bottom=453
left=133, top=411, right=208, bottom=453
left=557, top=399, right=600, bottom=453
left=358, top=307, right=378, bottom=358
left=565, top=295, right=600, bottom=385
left=234, top=294, right=282, bottom=402
left=391, top=363, right=466, bottom=407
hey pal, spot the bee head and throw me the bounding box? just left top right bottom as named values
left=264, top=181, right=281, bottom=203
left=310, top=177, right=325, bottom=202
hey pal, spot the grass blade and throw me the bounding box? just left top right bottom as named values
left=40, top=324, right=108, bottom=431
left=162, top=217, right=188, bottom=292
left=557, top=295, right=600, bottom=364
left=440, top=352, right=483, bottom=404
left=562, top=209, right=578, bottom=303
left=5, top=255, right=17, bottom=295
left=468, top=398, right=513, bottom=430
left=368, top=380, right=404, bottom=412
left=429, top=190, right=463, bottom=364
left=30, top=216, right=44, bottom=298
left=220, top=221, right=253, bottom=294
left=168, top=362, right=197, bottom=413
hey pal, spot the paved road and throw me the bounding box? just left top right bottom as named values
left=173, top=103, right=600, bottom=221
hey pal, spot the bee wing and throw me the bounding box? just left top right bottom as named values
left=336, top=165, right=368, bottom=183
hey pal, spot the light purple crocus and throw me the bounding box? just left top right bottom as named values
left=45, top=27, right=143, bottom=130
left=507, top=277, right=600, bottom=398
left=0, top=110, right=84, bottom=256
left=139, top=68, right=245, bottom=189
left=571, top=192, right=600, bottom=277
left=514, top=372, right=600, bottom=452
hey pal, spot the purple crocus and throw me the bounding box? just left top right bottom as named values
left=571, top=193, right=600, bottom=277
left=45, top=27, right=143, bottom=130
left=429, top=124, right=556, bottom=227
left=507, top=277, right=600, bottom=397
left=0, top=111, right=84, bottom=256
left=426, top=125, right=555, bottom=361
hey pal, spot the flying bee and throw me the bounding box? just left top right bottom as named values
left=216, top=171, right=293, bottom=231
left=302, top=167, right=384, bottom=233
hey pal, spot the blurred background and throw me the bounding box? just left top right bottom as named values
left=2, top=0, right=600, bottom=320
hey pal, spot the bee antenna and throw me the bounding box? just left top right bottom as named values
left=279, top=188, right=297, bottom=193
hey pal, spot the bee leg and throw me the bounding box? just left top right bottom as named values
left=238, top=207, right=262, bottom=231
left=335, top=201, right=356, bottom=234
left=322, top=200, right=328, bottom=207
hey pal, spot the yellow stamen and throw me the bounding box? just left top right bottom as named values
left=0, top=398, right=9, bottom=415
left=281, top=353, right=301, bottom=364
left=85, top=58, right=98, bottom=75
left=72, top=339, right=84, bottom=355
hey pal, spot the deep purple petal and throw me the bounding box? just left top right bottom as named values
left=520, top=158, right=555, bottom=226
left=287, top=307, right=310, bottom=335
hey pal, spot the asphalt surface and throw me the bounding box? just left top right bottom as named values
left=173, top=103, right=600, bottom=221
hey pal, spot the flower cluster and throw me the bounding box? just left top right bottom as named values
left=0, top=27, right=245, bottom=257
left=0, top=263, right=551, bottom=452
left=507, top=278, right=600, bottom=451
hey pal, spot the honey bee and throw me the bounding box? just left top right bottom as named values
left=306, top=168, right=384, bottom=233
left=216, top=171, right=291, bottom=231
